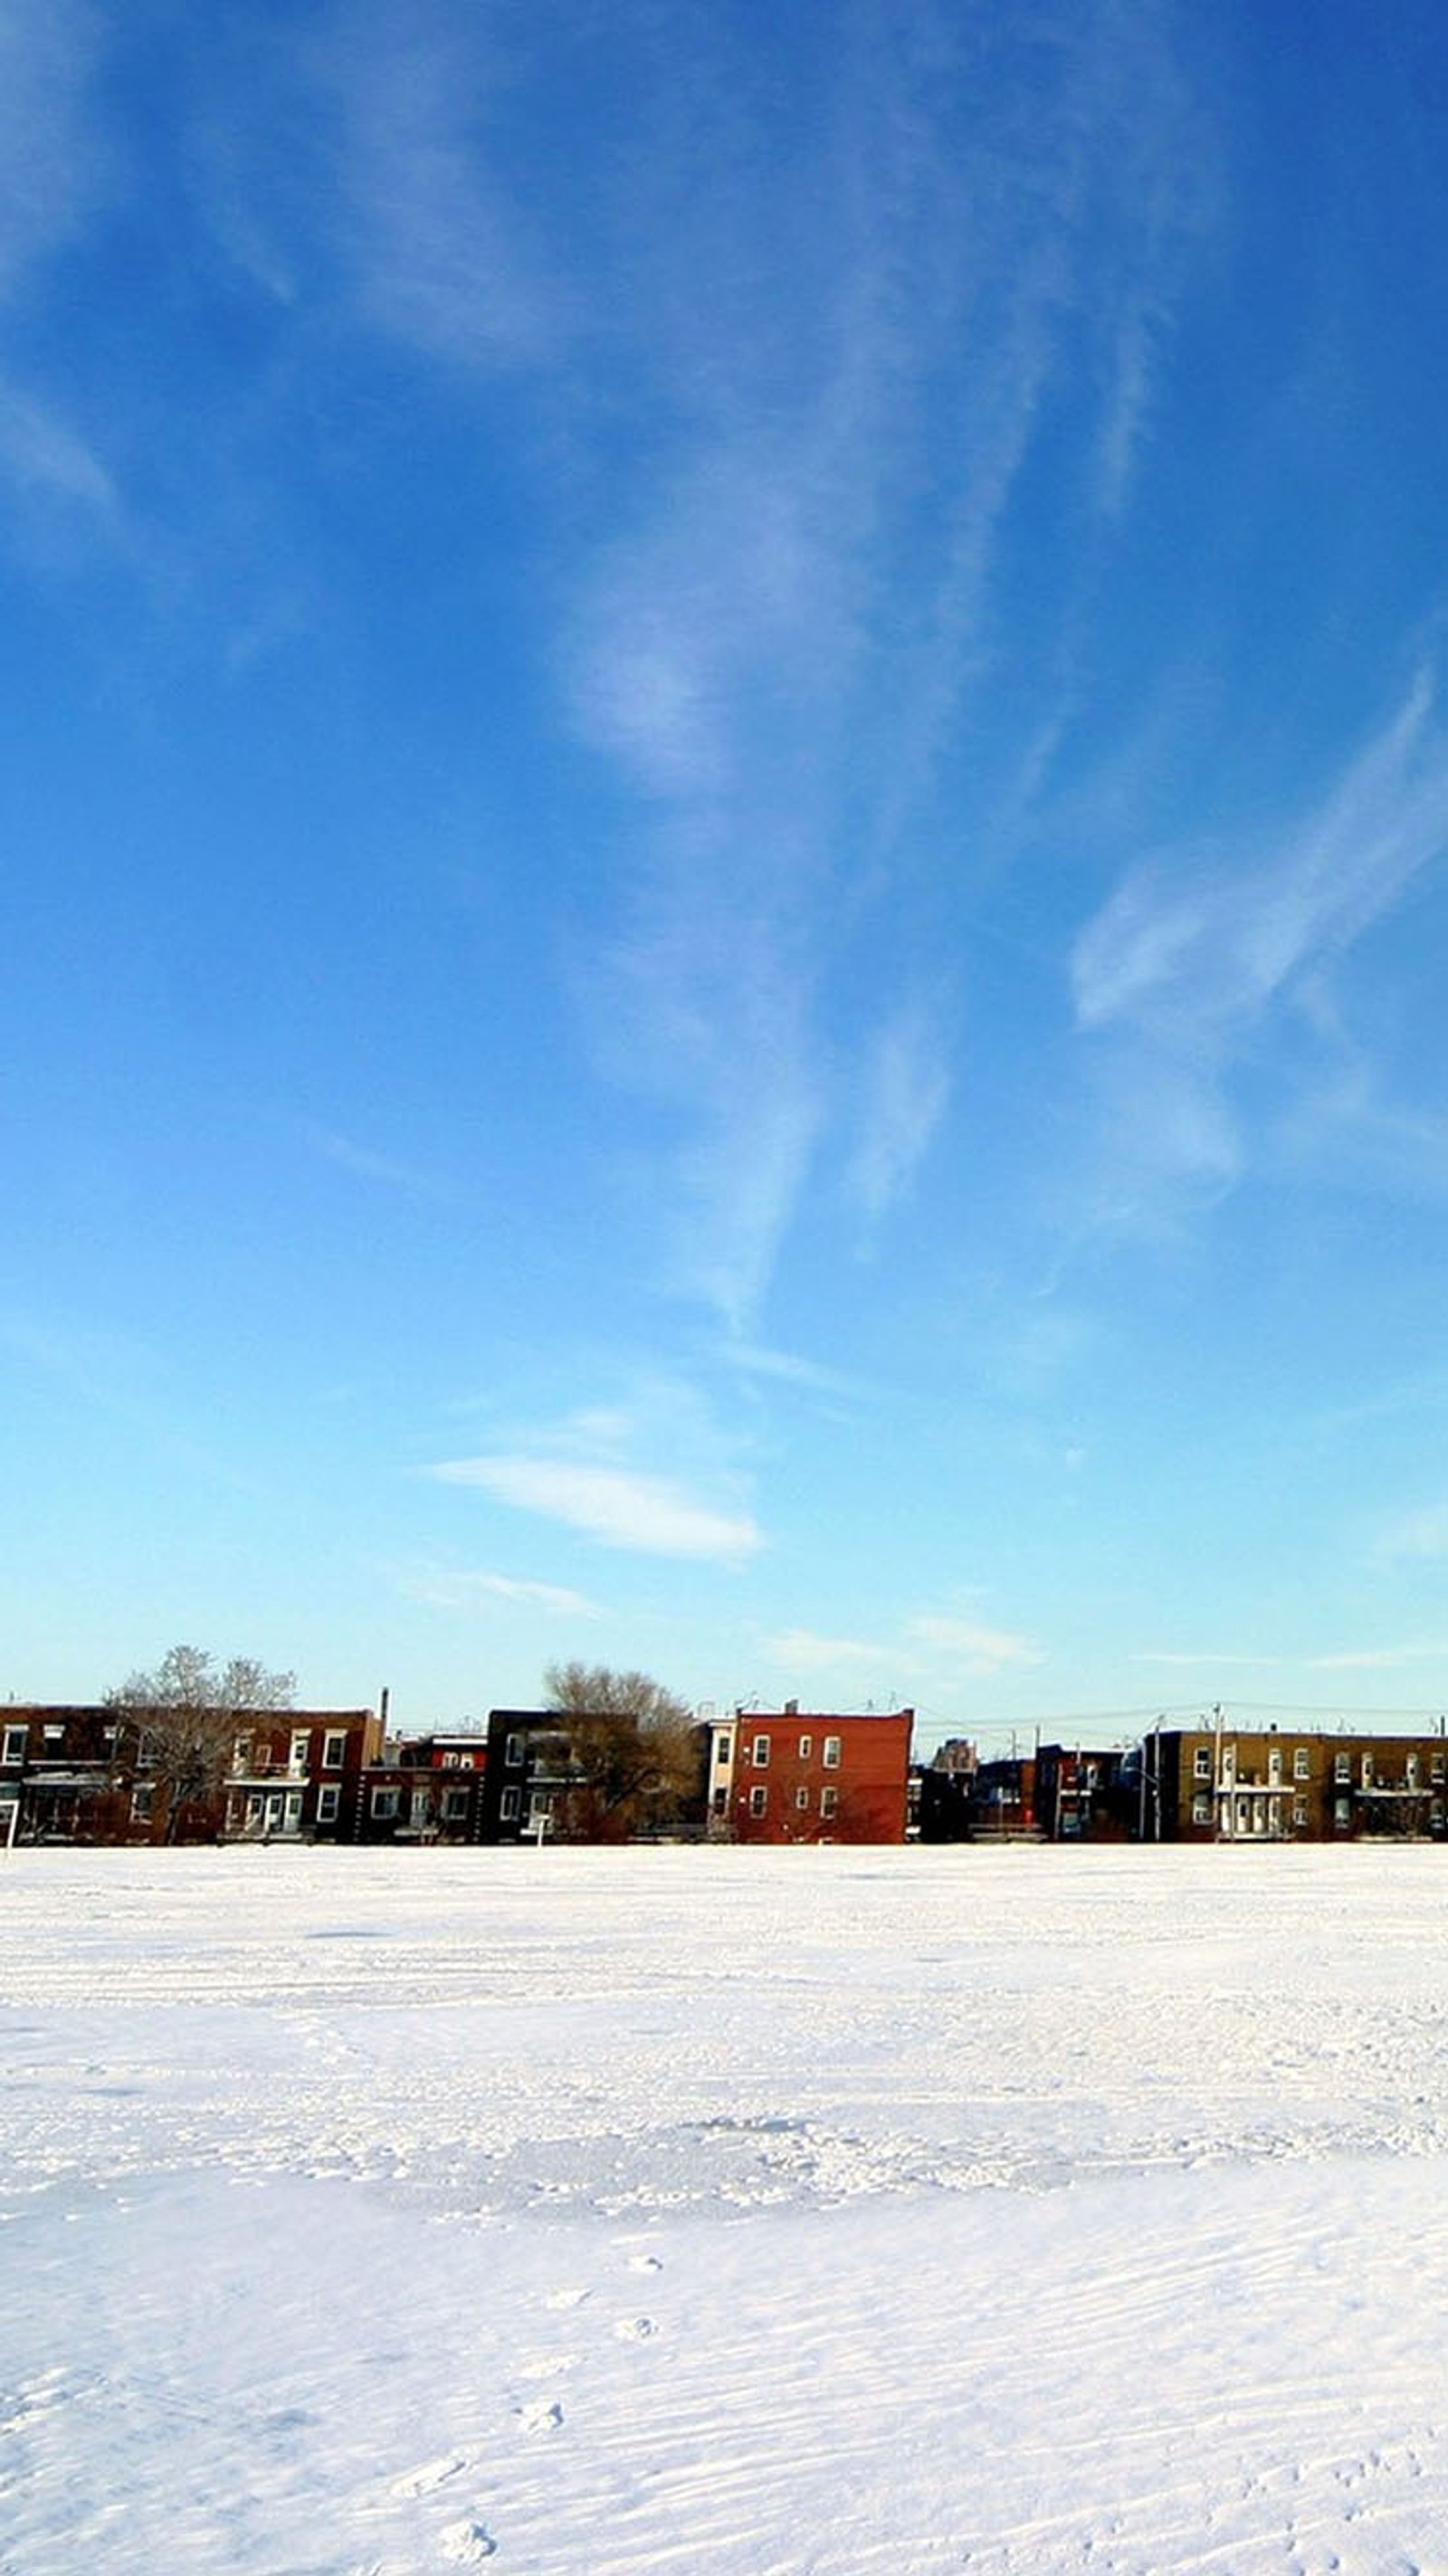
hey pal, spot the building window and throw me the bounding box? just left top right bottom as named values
left=716, top=1734, right=731, bottom=1767
left=232, top=1733, right=252, bottom=1772
left=443, top=1788, right=469, bottom=1822
left=500, top=1786, right=521, bottom=1821
left=316, top=1785, right=340, bottom=1825
left=1433, top=1755, right=1445, bottom=1786
left=506, top=1734, right=524, bottom=1768
left=823, top=1736, right=842, bottom=1769
left=1293, top=1747, right=1310, bottom=1781
left=1193, top=1745, right=1211, bottom=1780
left=131, top=1783, right=154, bottom=1819
left=1192, top=1795, right=1211, bottom=1827
left=797, top=1735, right=813, bottom=1760
left=2, top=1726, right=27, bottom=1767
left=749, top=1785, right=767, bottom=1817
left=1360, top=1752, right=1373, bottom=1788
left=820, top=1787, right=838, bottom=1819
left=752, top=1735, right=770, bottom=1767
left=370, top=1788, right=399, bottom=1819
left=1293, top=1799, right=1309, bottom=1828
left=1334, top=1797, right=1352, bottom=1832
left=795, top=1786, right=810, bottom=1810
left=322, top=1731, right=347, bottom=1770
left=289, top=1729, right=310, bottom=1776
left=1335, top=1752, right=1351, bottom=1785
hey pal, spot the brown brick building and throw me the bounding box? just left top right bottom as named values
left=1148, top=1724, right=1448, bottom=1840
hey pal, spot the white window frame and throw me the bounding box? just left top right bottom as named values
left=2, top=1725, right=27, bottom=1767
left=289, top=1728, right=310, bottom=1778
left=716, top=1734, right=731, bottom=1767
left=370, top=1787, right=400, bottom=1820
left=797, top=1734, right=813, bottom=1761
left=820, top=1786, right=838, bottom=1819
left=1293, top=1747, right=1310, bottom=1781
left=316, top=1784, right=340, bottom=1825
left=823, top=1736, right=843, bottom=1770
left=443, top=1787, right=469, bottom=1822
left=1335, top=1751, right=1351, bottom=1785
left=1192, top=1794, right=1211, bottom=1827
left=795, top=1785, right=810, bottom=1810
left=505, top=1733, right=524, bottom=1768
left=322, top=1731, right=348, bottom=1770
left=749, top=1784, right=767, bottom=1817
left=500, top=1786, right=521, bottom=1821
left=752, top=1734, right=770, bottom=1767
left=1193, top=1745, right=1211, bottom=1781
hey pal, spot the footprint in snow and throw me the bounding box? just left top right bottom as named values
left=518, top=2397, right=564, bottom=2435
left=542, top=2286, right=589, bottom=2309
left=390, top=2454, right=464, bottom=2499
left=626, top=2253, right=662, bottom=2274
left=441, top=2520, right=496, bottom=2563
left=614, top=2316, right=657, bottom=2342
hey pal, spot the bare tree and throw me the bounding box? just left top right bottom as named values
left=106, top=1645, right=296, bottom=1842
left=542, top=1661, right=701, bottom=1841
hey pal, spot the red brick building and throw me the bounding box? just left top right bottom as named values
left=707, top=1705, right=913, bottom=1844
left=222, top=1711, right=381, bottom=1842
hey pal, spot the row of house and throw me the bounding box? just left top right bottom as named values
left=0, top=1702, right=917, bottom=1848
left=919, top=1725, right=1448, bottom=1842
left=5, top=1701, right=1448, bottom=1848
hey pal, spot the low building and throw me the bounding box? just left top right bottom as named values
left=358, top=1733, right=488, bottom=1843
left=1034, top=1744, right=1134, bottom=1841
left=1148, top=1725, right=1448, bottom=1841
left=0, top=1706, right=129, bottom=1844
left=223, top=1712, right=382, bottom=1843
left=707, top=1705, right=913, bottom=1844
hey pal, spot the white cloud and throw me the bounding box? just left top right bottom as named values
left=767, top=1605, right=1042, bottom=1689
left=1071, top=673, right=1448, bottom=1215
left=552, top=3, right=1205, bottom=1324
left=0, top=384, right=111, bottom=509
left=0, top=0, right=107, bottom=299
left=431, top=1453, right=759, bottom=1562
left=303, top=1122, right=449, bottom=1200
left=324, top=1, right=562, bottom=370
left=767, top=1628, right=896, bottom=1675
left=906, top=1615, right=1043, bottom=1674
left=1377, top=1505, right=1448, bottom=1563
left=399, top=1564, right=603, bottom=1619
left=846, top=1000, right=952, bottom=1226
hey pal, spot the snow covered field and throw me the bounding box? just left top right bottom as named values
left=5, top=1845, right=1448, bottom=2574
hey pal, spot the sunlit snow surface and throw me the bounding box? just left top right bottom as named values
left=5, top=1845, right=1448, bottom=2572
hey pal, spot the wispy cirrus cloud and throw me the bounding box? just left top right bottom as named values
left=1072, top=672, right=1448, bottom=1218
left=845, top=997, right=953, bottom=1226
left=554, top=0, right=1205, bottom=1323
left=768, top=1604, right=1041, bottom=1690
left=398, top=1563, right=604, bottom=1618
left=431, top=1453, right=759, bottom=1562
left=0, top=0, right=108, bottom=296
left=323, top=0, right=564, bottom=369
left=905, top=1614, right=1043, bottom=1674
left=303, top=1121, right=451, bottom=1201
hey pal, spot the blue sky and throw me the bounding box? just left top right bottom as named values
left=8, top=0, right=1448, bottom=1748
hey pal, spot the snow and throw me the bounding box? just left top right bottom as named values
left=5, top=1844, right=1448, bottom=2572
